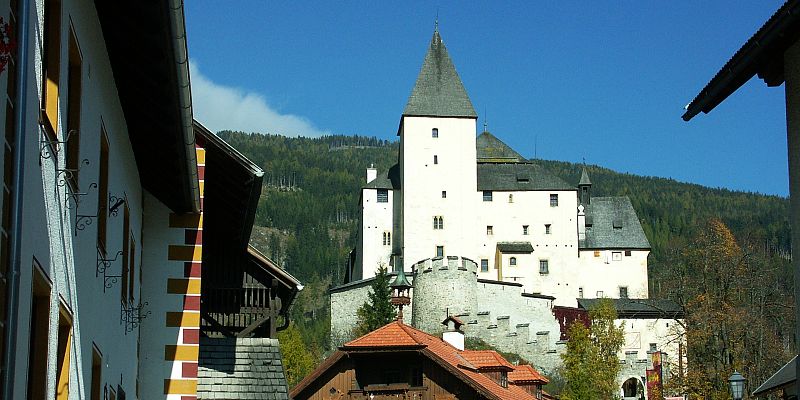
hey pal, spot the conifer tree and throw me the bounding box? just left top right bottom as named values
left=352, top=265, right=396, bottom=337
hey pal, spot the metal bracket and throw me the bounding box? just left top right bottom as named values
left=56, top=158, right=90, bottom=189
left=74, top=214, right=96, bottom=236
left=121, top=301, right=150, bottom=335
left=108, top=193, right=125, bottom=217
left=39, top=128, right=77, bottom=162
left=97, top=249, right=123, bottom=292
left=65, top=182, right=97, bottom=211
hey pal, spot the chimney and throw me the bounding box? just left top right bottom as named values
left=577, top=204, right=586, bottom=241
left=442, top=316, right=465, bottom=350
left=366, top=164, right=377, bottom=183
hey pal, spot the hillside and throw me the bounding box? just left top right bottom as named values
left=217, top=130, right=791, bottom=352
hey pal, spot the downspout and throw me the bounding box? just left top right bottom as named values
left=276, top=284, right=303, bottom=332
left=3, top=0, right=30, bottom=397
left=168, top=0, right=200, bottom=213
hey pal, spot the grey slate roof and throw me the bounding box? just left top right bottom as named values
left=476, top=131, right=525, bottom=162
left=581, top=197, right=651, bottom=250
left=579, top=168, right=592, bottom=185
left=198, top=337, right=289, bottom=400
left=753, top=355, right=797, bottom=396
left=403, top=30, right=477, bottom=118
left=496, top=242, right=534, bottom=253
left=364, top=163, right=400, bottom=190
left=577, top=298, right=684, bottom=319
left=477, top=162, right=574, bottom=191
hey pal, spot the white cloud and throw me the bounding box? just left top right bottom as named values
left=189, top=60, right=328, bottom=137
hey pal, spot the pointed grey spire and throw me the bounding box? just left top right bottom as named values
left=579, top=167, right=592, bottom=186
left=403, top=30, right=477, bottom=118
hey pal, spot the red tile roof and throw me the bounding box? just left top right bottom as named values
left=510, top=364, right=550, bottom=384
left=338, top=321, right=544, bottom=400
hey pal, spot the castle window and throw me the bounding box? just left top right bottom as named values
left=523, top=225, right=529, bottom=235
left=596, top=291, right=604, bottom=298
left=594, top=250, right=600, bottom=257
left=432, top=128, right=438, bottom=138
left=612, top=251, right=622, bottom=261
left=539, top=259, right=549, bottom=274
left=433, top=216, right=444, bottom=230
left=480, top=259, right=488, bottom=272
left=486, top=225, right=493, bottom=235
left=625, top=250, right=632, bottom=256
left=550, top=194, right=559, bottom=207
left=377, top=189, right=388, bottom=203
left=442, top=190, right=446, bottom=198
left=619, top=286, right=628, bottom=298
left=382, top=231, right=391, bottom=246
left=436, top=246, right=444, bottom=257
left=483, top=190, right=493, bottom=202
left=545, top=224, right=551, bottom=235
left=578, top=287, right=584, bottom=298
left=508, top=194, right=513, bottom=203
left=509, top=257, right=517, bottom=266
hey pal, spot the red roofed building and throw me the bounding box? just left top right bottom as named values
left=290, top=320, right=551, bottom=400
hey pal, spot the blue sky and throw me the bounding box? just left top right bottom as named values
left=185, top=2, right=788, bottom=196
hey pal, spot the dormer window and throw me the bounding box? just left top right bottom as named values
left=500, top=371, right=508, bottom=388
left=432, top=128, right=439, bottom=138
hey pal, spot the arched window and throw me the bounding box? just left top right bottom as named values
left=509, top=257, right=517, bottom=266
left=432, top=128, right=439, bottom=138
left=433, top=216, right=444, bottom=230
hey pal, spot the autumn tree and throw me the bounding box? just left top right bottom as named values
left=352, top=265, right=396, bottom=337
left=277, top=322, right=316, bottom=389
left=561, top=298, right=625, bottom=400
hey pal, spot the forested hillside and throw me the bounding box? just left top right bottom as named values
left=217, top=130, right=792, bottom=359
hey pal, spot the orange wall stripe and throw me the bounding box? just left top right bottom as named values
left=166, top=278, right=201, bottom=295
left=164, top=345, right=199, bottom=361
left=165, top=311, right=201, bottom=327
left=163, top=379, right=197, bottom=395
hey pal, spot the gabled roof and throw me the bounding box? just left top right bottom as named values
left=509, top=364, right=549, bottom=384
left=477, top=131, right=525, bottom=163
left=477, top=162, right=574, bottom=191
left=580, top=197, right=651, bottom=250
left=363, top=163, right=400, bottom=190
left=291, top=321, right=541, bottom=400
left=683, top=1, right=800, bottom=121
left=403, top=30, right=477, bottom=118
left=752, top=355, right=797, bottom=396
left=577, top=298, right=684, bottom=319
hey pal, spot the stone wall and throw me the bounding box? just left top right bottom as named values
left=411, top=256, right=478, bottom=335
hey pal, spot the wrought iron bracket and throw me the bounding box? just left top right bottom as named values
left=74, top=214, right=96, bottom=236
left=39, top=128, right=78, bottom=162
left=108, top=193, right=126, bottom=218
left=56, top=158, right=90, bottom=189
left=97, top=249, right=123, bottom=292
left=121, top=301, right=151, bottom=334
left=65, top=182, right=97, bottom=211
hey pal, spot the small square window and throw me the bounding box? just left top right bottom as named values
left=594, top=250, right=600, bottom=257
left=612, top=251, right=622, bottom=261
left=486, top=226, right=493, bottom=235
left=625, top=250, right=632, bottom=257
left=483, top=190, right=493, bottom=202
left=436, top=246, right=444, bottom=257
left=509, top=257, right=517, bottom=266
left=432, top=128, right=438, bottom=138
left=442, top=191, right=446, bottom=198
left=539, top=259, right=549, bottom=274
left=433, top=155, right=438, bottom=164
left=596, top=291, right=604, bottom=298
left=480, top=259, right=488, bottom=272
left=549, top=194, right=558, bottom=207
left=377, top=189, right=388, bottom=203
left=578, top=287, right=584, bottom=298
left=619, top=286, right=628, bottom=298
left=523, top=225, right=529, bottom=235
left=649, top=343, right=657, bottom=352
left=545, top=224, right=551, bottom=235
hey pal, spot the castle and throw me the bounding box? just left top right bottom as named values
left=332, top=29, right=683, bottom=399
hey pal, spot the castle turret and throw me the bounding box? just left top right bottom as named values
left=578, top=167, right=592, bottom=205
left=411, top=256, right=478, bottom=336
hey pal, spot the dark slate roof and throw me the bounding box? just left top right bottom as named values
left=198, top=337, right=289, bottom=399
left=581, top=197, right=651, bottom=250
left=577, top=298, right=684, bottom=319
left=403, top=30, right=477, bottom=118
left=496, top=242, right=534, bottom=254
left=753, top=355, right=797, bottom=396
left=476, top=131, right=525, bottom=162
left=683, top=1, right=800, bottom=121
left=364, top=163, right=400, bottom=190
left=579, top=168, right=592, bottom=186
left=477, top=163, right=574, bottom=191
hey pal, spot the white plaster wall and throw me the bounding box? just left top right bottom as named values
left=619, top=317, right=683, bottom=368
left=475, top=190, right=580, bottom=305
left=8, top=0, right=151, bottom=398
left=358, top=187, right=394, bottom=279
left=400, top=116, right=477, bottom=266
left=577, top=249, right=649, bottom=300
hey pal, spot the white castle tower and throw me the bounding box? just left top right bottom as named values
left=398, top=29, right=479, bottom=268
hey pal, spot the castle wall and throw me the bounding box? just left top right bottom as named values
left=356, top=187, right=394, bottom=280
left=410, top=256, right=478, bottom=335
left=577, top=249, right=649, bottom=300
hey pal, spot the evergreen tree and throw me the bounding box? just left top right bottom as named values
left=561, top=298, right=624, bottom=400
left=352, top=265, right=396, bottom=337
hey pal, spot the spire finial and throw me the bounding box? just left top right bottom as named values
left=483, top=107, right=488, bottom=132
left=435, top=9, right=439, bottom=32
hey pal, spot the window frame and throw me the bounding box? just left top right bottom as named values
left=486, top=225, right=493, bottom=235
left=612, top=251, right=622, bottom=261
left=483, top=190, right=492, bottom=202
left=523, top=225, right=529, bottom=235
left=509, top=257, right=517, bottom=267
left=41, top=0, right=62, bottom=141
left=549, top=193, right=559, bottom=207
left=433, top=154, right=438, bottom=164
left=441, top=190, right=446, bottom=198
left=619, top=286, right=628, bottom=298
left=432, top=128, right=438, bottom=138
left=539, top=259, right=549, bottom=275
left=436, top=246, right=444, bottom=258
left=376, top=189, right=389, bottom=203
left=545, top=224, right=551, bottom=235
left=480, top=259, right=488, bottom=272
